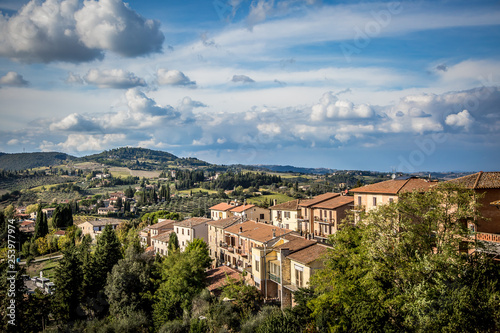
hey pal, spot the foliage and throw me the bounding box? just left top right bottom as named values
left=221, top=274, right=263, bottom=318
left=309, top=183, right=500, bottom=332
left=33, top=206, right=48, bottom=240
left=153, top=243, right=212, bottom=328
left=52, top=204, right=73, bottom=229
left=168, top=232, right=180, bottom=253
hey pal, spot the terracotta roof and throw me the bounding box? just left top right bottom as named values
left=206, top=266, right=242, bottom=294
left=269, top=199, right=301, bottom=211
left=287, top=243, right=330, bottom=265
left=298, top=193, right=340, bottom=207
left=152, top=230, right=173, bottom=243
left=207, top=216, right=242, bottom=229
left=445, top=172, right=500, bottom=189
left=273, top=237, right=317, bottom=252
left=20, top=220, right=34, bottom=226
left=209, top=202, right=235, bottom=211
left=230, top=204, right=256, bottom=213
left=224, top=220, right=291, bottom=243
left=350, top=178, right=436, bottom=194
left=312, top=196, right=354, bottom=210
left=54, top=230, right=66, bottom=235
left=175, top=217, right=211, bottom=228
left=149, top=219, right=177, bottom=230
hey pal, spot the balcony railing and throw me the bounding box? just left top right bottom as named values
left=269, top=273, right=281, bottom=283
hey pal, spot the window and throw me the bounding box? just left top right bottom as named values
left=182, top=229, right=184, bottom=235
left=187, top=229, right=190, bottom=236
left=255, top=260, right=260, bottom=272
left=358, top=196, right=362, bottom=206
left=373, top=197, right=377, bottom=206
left=295, top=265, right=303, bottom=287
left=176, top=228, right=179, bottom=233
left=389, top=198, right=394, bottom=203
left=260, top=214, right=264, bottom=220
left=284, top=211, right=290, bottom=218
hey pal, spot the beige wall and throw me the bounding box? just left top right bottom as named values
left=211, top=210, right=232, bottom=220
left=271, top=209, right=300, bottom=231
left=354, top=193, right=398, bottom=211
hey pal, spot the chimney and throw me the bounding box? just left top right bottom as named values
left=239, top=226, right=243, bottom=233
left=272, top=229, right=276, bottom=238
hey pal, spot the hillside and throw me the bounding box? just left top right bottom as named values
left=77, top=147, right=211, bottom=169
left=0, top=152, right=75, bottom=171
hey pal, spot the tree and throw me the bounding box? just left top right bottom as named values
left=167, top=232, right=179, bottom=254
left=52, top=204, right=73, bottom=229
left=309, top=183, right=500, bottom=332
left=33, top=207, right=48, bottom=240
left=153, top=242, right=212, bottom=328
left=82, top=224, right=123, bottom=318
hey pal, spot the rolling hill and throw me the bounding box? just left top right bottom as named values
left=0, top=152, right=75, bottom=171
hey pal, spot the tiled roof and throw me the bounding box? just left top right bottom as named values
left=445, top=172, right=500, bottom=189
left=230, top=204, right=256, bottom=213
left=152, top=230, right=173, bottom=243
left=175, top=217, right=211, bottom=228
left=224, top=220, right=291, bottom=243
left=206, top=266, right=242, bottom=294
left=298, top=193, right=340, bottom=207
left=54, top=230, right=66, bottom=235
left=20, top=220, right=34, bottom=226
left=286, top=243, right=330, bottom=265
left=209, top=202, right=235, bottom=211
left=312, top=196, right=354, bottom=210
left=207, top=216, right=242, bottom=229
left=149, top=219, right=177, bottom=230
left=273, top=237, right=317, bottom=252
left=269, top=199, right=301, bottom=211
left=350, top=178, right=436, bottom=194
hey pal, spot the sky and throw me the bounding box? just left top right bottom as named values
left=0, top=0, right=499, bottom=172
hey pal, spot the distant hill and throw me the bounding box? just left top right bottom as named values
left=77, top=147, right=211, bottom=169
left=0, top=152, right=76, bottom=171
left=253, top=164, right=336, bottom=174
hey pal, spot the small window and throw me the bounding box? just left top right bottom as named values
left=389, top=198, right=394, bottom=203
left=182, top=229, right=184, bottom=235
left=260, top=214, right=264, bottom=219
left=358, top=196, right=362, bottom=206
left=373, top=197, right=377, bottom=206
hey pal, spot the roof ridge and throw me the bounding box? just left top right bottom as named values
left=473, top=171, right=483, bottom=189
left=396, top=178, right=412, bottom=194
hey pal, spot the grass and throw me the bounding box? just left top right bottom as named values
left=29, top=182, right=76, bottom=192
left=109, top=167, right=132, bottom=178
left=247, top=193, right=294, bottom=206
left=26, top=257, right=62, bottom=280
left=177, top=188, right=217, bottom=195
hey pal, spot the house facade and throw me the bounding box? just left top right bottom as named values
left=174, top=217, right=211, bottom=252
left=152, top=230, right=173, bottom=256
left=270, top=199, right=302, bottom=231
left=209, top=202, right=237, bottom=220
left=230, top=204, right=270, bottom=223
left=78, top=219, right=122, bottom=241
left=140, top=219, right=177, bottom=247
left=206, top=216, right=242, bottom=268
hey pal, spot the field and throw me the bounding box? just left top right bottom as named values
left=247, top=193, right=294, bottom=206
left=26, top=257, right=61, bottom=280
left=109, top=167, right=132, bottom=178
left=177, top=188, right=217, bottom=195
left=129, top=169, right=161, bottom=178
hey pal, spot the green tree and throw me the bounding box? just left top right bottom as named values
left=168, top=232, right=179, bottom=254
left=82, top=224, right=123, bottom=318
left=153, top=242, right=212, bottom=328
left=52, top=204, right=73, bottom=229
left=33, top=207, right=48, bottom=240
left=309, top=183, right=500, bottom=332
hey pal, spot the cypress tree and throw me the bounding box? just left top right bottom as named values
left=33, top=209, right=48, bottom=240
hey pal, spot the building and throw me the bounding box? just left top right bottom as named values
left=207, top=216, right=242, bottom=267
left=78, top=219, right=122, bottom=241
left=349, top=177, right=437, bottom=214
left=270, top=199, right=302, bottom=231
left=298, top=193, right=354, bottom=239
left=42, top=208, right=56, bottom=219
left=19, top=220, right=35, bottom=234
left=209, top=202, right=237, bottom=220
left=152, top=230, right=174, bottom=256
left=174, top=217, right=212, bottom=252
left=230, top=204, right=270, bottom=223
left=445, top=172, right=500, bottom=237
left=251, top=233, right=330, bottom=302
left=206, top=265, right=243, bottom=296
left=97, top=206, right=119, bottom=215
left=139, top=219, right=177, bottom=247
left=219, top=220, right=292, bottom=274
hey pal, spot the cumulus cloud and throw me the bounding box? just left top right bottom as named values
left=156, top=69, right=196, bottom=86
left=0, top=71, right=28, bottom=86
left=311, top=92, right=374, bottom=121
left=49, top=113, right=101, bottom=132
left=84, top=68, right=146, bottom=88
left=49, top=133, right=126, bottom=152
left=232, top=74, right=255, bottom=83
left=178, top=96, right=206, bottom=113
left=445, top=110, right=474, bottom=130
left=0, top=0, right=164, bottom=63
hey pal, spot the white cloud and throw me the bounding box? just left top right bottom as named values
left=156, top=69, right=196, bottom=86
left=0, top=71, right=28, bottom=86
left=445, top=110, right=474, bottom=130
left=7, top=138, right=19, bottom=145
left=49, top=113, right=101, bottom=132
left=232, top=74, right=255, bottom=83
left=84, top=68, right=146, bottom=88
left=311, top=92, right=374, bottom=121
left=65, top=72, right=84, bottom=84
left=0, top=0, right=164, bottom=63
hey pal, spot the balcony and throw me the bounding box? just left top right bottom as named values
left=227, top=247, right=234, bottom=253
left=269, top=273, right=281, bottom=284
left=220, top=242, right=228, bottom=249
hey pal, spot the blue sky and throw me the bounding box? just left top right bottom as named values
left=0, top=0, right=499, bottom=172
